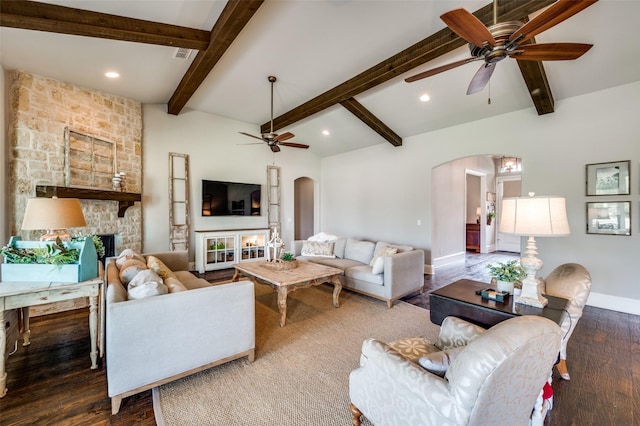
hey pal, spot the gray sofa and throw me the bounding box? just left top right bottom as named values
left=292, top=237, right=424, bottom=308
left=104, top=250, right=255, bottom=414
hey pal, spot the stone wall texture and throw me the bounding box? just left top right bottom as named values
left=7, top=71, right=143, bottom=253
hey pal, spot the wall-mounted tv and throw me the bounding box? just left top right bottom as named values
left=202, top=180, right=261, bottom=216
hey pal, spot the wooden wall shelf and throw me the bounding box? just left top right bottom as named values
left=36, top=185, right=141, bottom=217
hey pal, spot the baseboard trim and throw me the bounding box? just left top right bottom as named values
left=432, top=252, right=465, bottom=269
left=587, top=292, right=640, bottom=315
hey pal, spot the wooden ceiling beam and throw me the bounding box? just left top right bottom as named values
left=261, top=0, right=556, bottom=134
left=515, top=29, right=555, bottom=115
left=0, top=0, right=210, bottom=50
left=167, top=0, right=264, bottom=115
left=340, top=98, right=402, bottom=146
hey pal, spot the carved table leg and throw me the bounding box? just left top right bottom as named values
left=89, top=295, right=98, bottom=369
left=21, top=307, right=31, bottom=346
left=331, top=276, right=342, bottom=308
left=277, top=286, right=289, bottom=327
left=349, top=403, right=362, bottom=426
left=231, top=269, right=241, bottom=282
left=0, top=309, right=6, bottom=397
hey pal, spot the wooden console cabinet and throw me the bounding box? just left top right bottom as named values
left=466, top=223, right=480, bottom=252
left=195, top=229, right=269, bottom=273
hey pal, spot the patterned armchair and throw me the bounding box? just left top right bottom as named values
left=540, top=263, right=592, bottom=380
left=349, top=316, right=562, bottom=426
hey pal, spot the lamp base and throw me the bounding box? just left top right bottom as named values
left=40, top=229, right=71, bottom=241
left=515, top=236, right=548, bottom=308
left=515, top=294, right=548, bottom=308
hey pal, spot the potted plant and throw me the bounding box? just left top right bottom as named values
left=486, top=260, right=525, bottom=294
left=487, top=212, right=496, bottom=226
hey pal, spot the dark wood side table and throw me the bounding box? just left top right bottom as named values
left=429, top=279, right=568, bottom=328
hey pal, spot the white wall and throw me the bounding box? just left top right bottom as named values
left=321, top=82, right=640, bottom=310
left=142, top=104, right=321, bottom=256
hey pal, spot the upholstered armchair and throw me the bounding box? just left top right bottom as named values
left=540, top=263, right=592, bottom=380
left=349, top=316, right=562, bottom=426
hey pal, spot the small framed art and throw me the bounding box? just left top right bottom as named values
left=586, top=201, right=631, bottom=236
left=586, top=160, right=630, bottom=196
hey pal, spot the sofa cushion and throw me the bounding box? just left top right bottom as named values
left=418, top=346, right=465, bottom=377
left=301, top=241, right=335, bottom=258
left=344, top=239, right=375, bottom=264
left=127, top=270, right=168, bottom=299
left=116, top=249, right=146, bottom=268
left=298, top=257, right=360, bottom=270
left=374, top=241, right=414, bottom=255
left=332, top=238, right=347, bottom=259
left=369, top=246, right=399, bottom=274
left=164, top=277, right=188, bottom=293
left=119, top=259, right=148, bottom=285
left=174, top=271, right=212, bottom=290
left=345, top=264, right=384, bottom=286
left=147, top=255, right=178, bottom=280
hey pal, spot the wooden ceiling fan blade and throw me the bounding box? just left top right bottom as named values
left=510, top=43, right=593, bottom=61
left=405, top=58, right=477, bottom=83
left=509, top=0, right=598, bottom=44
left=280, top=142, right=310, bottom=149
left=239, top=131, right=264, bottom=141
left=441, top=8, right=496, bottom=48
left=275, top=132, right=295, bottom=142
left=271, top=145, right=281, bottom=153
left=467, top=63, right=495, bottom=95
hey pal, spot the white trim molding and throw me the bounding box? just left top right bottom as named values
left=587, top=292, right=640, bottom=315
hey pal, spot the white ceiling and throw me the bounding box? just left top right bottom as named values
left=1, top=1, right=639, bottom=158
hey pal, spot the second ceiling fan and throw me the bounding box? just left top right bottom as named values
left=240, top=76, right=309, bottom=153
left=405, top=0, right=598, bottom=94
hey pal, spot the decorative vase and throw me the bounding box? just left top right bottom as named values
left=497, top=280, right=514, bottom=295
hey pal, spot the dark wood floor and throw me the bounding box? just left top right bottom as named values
left=1, top=252, right=637, bottom=425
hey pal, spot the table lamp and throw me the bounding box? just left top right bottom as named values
left=499, top=192, right=570, bottom=307
left=21, top=196, right=87, bottom=241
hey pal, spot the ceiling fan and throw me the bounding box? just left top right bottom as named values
left=239, top=76, right=309, bottom=153
left=405, top=0, right=597, bottom=94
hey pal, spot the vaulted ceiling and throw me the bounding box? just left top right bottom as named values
left=2, top=1, right=639, bottom=157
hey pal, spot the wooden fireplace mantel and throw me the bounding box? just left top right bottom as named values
left=36, top=185, right=142, bottom=217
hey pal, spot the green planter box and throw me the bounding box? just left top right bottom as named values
left=1, top=236, right=98, bottom=283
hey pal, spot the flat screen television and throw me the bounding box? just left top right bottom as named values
left=202, top=180, right=261, bottom=216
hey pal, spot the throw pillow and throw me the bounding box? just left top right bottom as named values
left=127, top=270, right=168, bottom=299
left=418, top=346, right=465, bottom=377
left=301, top=241, right=335, bottom=258
left=118, top=259, right=148, bottom=285
left=147, top=255, right=178, bottom=280
left=307, top=232, right=340, bottom=242
left=116, top=249, right=146, bottom=268
left=164, top=277, right=188, bottom=293
left=369, top=246, right=398, bottom=274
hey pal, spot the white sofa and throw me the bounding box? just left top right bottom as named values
left=292, top=236, right=425, bottom=308
left=104, top=250, right=255, bottom=414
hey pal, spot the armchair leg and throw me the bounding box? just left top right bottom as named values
left=556, top=359, right=570, bottom=380
left=350, top=402, right=363, bottom=426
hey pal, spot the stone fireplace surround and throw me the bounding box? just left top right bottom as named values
left=6, top=71, right=143, bottom=314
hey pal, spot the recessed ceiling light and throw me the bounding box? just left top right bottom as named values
left=420, top=93, right=431, bottom=102
left=322, top=130, right=330, bottom=136
left=105, top=71, right=120, bottom=79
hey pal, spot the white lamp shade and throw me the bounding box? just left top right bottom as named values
left=21, top=197, right=87, bottom=230
left=499, top=195, right=570, bottom=236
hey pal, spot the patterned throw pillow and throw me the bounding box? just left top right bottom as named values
left=369, top=246, right=398, bottom=274
left=300, top=241, right=335, bottom=258
left=147, top=255, right=178, bottom=280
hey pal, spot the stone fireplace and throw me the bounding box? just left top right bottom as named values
left=6, top=71, right=143, bottom=253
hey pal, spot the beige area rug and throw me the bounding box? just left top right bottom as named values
left=152, top=283, right=440, bottom=426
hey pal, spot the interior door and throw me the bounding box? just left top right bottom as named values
left=496, top=177, right=522, bottom=253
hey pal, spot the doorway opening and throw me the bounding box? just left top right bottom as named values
left=294, top=177, right=314, bottom=240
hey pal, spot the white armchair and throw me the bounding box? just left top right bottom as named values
left=540, top=263, right=592, bottom=380
left=349, top=316, right=562, bottom=426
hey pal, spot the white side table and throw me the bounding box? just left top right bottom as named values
left=0, top=275, right=103, bottom=397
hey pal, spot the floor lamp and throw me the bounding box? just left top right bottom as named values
left=499, top=193, right=570, bottom=307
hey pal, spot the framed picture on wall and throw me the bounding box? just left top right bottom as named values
left=586, top=201, right=631, bottom=236
left=586, top=160, right=630, bottom=196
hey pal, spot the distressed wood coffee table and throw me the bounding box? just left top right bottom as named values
left=232, top=261, right=343, bottom=327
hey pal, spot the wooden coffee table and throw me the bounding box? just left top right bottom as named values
left=232, top=261, right=343, bottom=327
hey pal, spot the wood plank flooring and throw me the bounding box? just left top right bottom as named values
left=0, top=252, right=637, bottom=425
